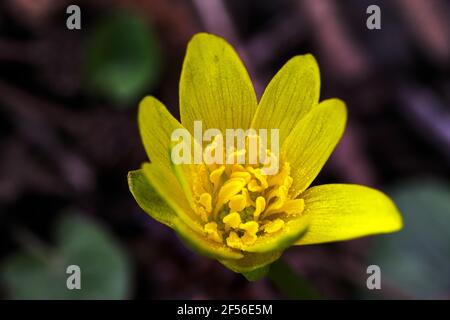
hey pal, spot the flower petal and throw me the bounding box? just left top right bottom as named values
left=251, top=54, right=320, bottom=144
left=219, top=251, right=282, bottom=273
left=137, top=165, right=243, bottom=260
left=127, top=169, right=176, bottom=227
left=296, top=184, right=403, bottom=245
left=180, top=33, right=258, bottom=133
left=175, top=218, right=243, bottom=260
left=139, top=96, right=184, bottom=169
left=141, top=162, right=200, bottom=232
left=283, top=98, right=347, bottom=198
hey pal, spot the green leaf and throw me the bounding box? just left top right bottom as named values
left=1, top=214, right=131, bottom=299
left=1, top=253, right=67, bottom=300
left=367, top=180, right=450, bottom=299
left=268, top=259, right=321, bottom=299
left=84, top=12, right=162, bottom=105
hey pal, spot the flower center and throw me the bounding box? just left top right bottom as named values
left=191, top=134, right=305, bottom=250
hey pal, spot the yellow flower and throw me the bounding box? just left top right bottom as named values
left=128, top=33, right=402, bottom=276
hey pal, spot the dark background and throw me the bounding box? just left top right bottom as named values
left=0, top=0, right=449, bottom=299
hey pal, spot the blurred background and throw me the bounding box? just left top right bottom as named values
left=0, top=0, right=449, bottom=299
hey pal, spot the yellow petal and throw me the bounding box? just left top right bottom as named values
left=171, top=154, right=196, bottom=211
left=141, top=162, right=201, bottom=233
left=138, top=96, right=185, bottom=169
left=279, top=199, right=305, bottom=215
left=127, top=169, right=176, bottom=228
left=251, top=54, right=320, bottom=144
left=175, top=218, right=243, bottom=260
left=180, top=33, right=258, bottom=133
left=283, top=98, right=347, bottom=198
left=129, top=169, right=242, bottom=260
left=296, top=184, right=403, bottom=245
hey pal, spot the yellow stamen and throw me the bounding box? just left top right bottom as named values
left=209, top=165, right=225, bottom=189
left=191, top=133, right=301, bottom=250
left=253, top=196, right=266, bottom=220
left=240, top=221, right=259, bottom=245
left=204, top=222, right=222, bottom=243
left=247, top=167, right=268, bottom=189
left=263, top=218, right=285, bottom=233
left=229, top=194, right=246, bottom=212
left=248, top=179, right=263, bottom=192
left=240, top=221, right=259, bottom=234
left=214, top=178, right=245, bottom=215
left=241, top=232, right=257, bottom=245
left=223, top=212, right=241, bottom=229
left=242, top=187, right=254, bottom=207
left=280, top=199, right=305, bottom=215
left=268, top=162, right=290, bottom=186
left=197, top=206, right=208, bottom=222
left=199, top=193, right=212, bottom=213
left=264, top=185, right=288, bottom=216
left=231, top=164, right=245, bottom=172
left=230, top=171, right=251, bottom=184
left=226, top=231, right=242, bottom=249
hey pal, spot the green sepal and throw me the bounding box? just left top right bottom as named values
left=219, top=251, right=282, bottom=274
left=242, top=264, right=271, bottom=281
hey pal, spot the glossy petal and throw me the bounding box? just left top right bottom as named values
left=138, top=96, right=184, bottom=169
left=141, top=162, right=201, bottom=232
left=179, top=33, right=257, bottom=134
left=136, top=166, right=243, bottom=260
left=175, top=219, right=243, bottom=260
left=283, top=98, right=347, bottom=198
left=127, top=169, right=176, bottom=228
left=296, top=184, right=403, bottom=245
left=251, top=54, right=320, bottom=144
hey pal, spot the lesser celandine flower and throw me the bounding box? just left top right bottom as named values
left=128, top=33, right=402, bottom=277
